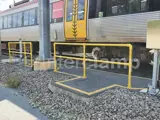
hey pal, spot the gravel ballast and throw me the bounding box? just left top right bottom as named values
left=0, top=62, right=160, bottom=120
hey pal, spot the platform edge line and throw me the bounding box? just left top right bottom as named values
left=114, top=84, right=146, bottom=90
left=56, top=77, right=82, bottom=83
left=56, top=71, right=82, bottom=77
left=88, top=84, right=118, bottom=96
left=55, top=82, right=91, bottom=95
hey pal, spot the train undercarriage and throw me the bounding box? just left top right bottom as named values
left=1, top=41, right=152, bottom=65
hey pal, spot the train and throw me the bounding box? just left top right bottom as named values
left=0, top=0, right=160, bottom=62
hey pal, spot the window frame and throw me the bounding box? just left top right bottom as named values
left=66, top=0, right=74, bottom=22
left=0, top=7, right=38, bottom=30
left=3, top=16, right=8, bottom=29
left=0, top=17, right=3, bottom=30
left=105, top=0, right=150, bottom=17
left=140, top=0, right=149, bottom=12
left=89, top=0, right=97, bottom=19
left=37, top=7, right=39, bottom=25
left=111, top=0, right=128, bottom=15
left=12, top=13, right=18, bottom=28
left=128, top=0, right=141, bottom=13
left=23, top=10, right=30, bottom=26
left=50, top=3, right=53, bottom=23
left=7, top=15, right=13, bottom=28
left=17, top=11, right=23, bottom=27
left=29, top=8, right=36, bottom=25
left=77, top=0, right=85, bottom=20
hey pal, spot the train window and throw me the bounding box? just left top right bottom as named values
left=129, top=0, right=140, bottom=13
left=7, top=16, right=12, bottom=28
left=50, top=4, right=52, bottom=23
left=78, top=0, right=85, bottom=20
left=66, top=0, right=73, bottom=22
left=109, top=0, right=127, bottom=15
left=29, top=8, right=36, bottom=25
left=52, top=1, right=63, bottom=23
left=89, top=0, right=97, bottom=18
left=0, top=17, right=3, bottom=29
left=8, top=15, right=12, bottom=28
left=89, top=0, right=107, bottom=18
left=141, top=0, right=148, bottom=11
left=17, top=12, right=23, bottom=27
left=149, top=0, right=160, bottom=11
left=101, top=0, right=107, bottom=17
left=3, top=16, right=8, bottom=29
left=24, top=10, right=29, bottom=26
left=13, top=14, right=18, bottom=28
left=37, top=7, right=39, bottom=24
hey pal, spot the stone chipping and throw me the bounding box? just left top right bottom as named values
left=0, top=62, right=160, bottom=120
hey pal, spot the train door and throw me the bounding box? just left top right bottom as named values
left=64, top=0, right=88, bottom=41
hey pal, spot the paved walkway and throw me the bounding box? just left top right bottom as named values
left=0, top=85, right=48, bottom=120
left=55, top=67, right=151, bottom=96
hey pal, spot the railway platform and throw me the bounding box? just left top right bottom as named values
left=53, top=67, right=151, bottom=97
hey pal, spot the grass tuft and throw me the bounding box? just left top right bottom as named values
left=5, top=75, right=21, bottom=88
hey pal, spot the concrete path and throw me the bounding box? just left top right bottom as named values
left=0, top=85, right=48, bottom=120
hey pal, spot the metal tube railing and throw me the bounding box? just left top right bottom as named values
left=54, top=43, right=133, bottom=88
left=54, top=43, right=57, bottom=72
left=128, top=45, right=133, bottom=88
left=30, top=42, right=33, bottom=67
left=8, top=42, right=33, bottom=67
left=83, top=44, right=86, bottom=78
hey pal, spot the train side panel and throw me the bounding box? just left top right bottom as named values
left=1, top=10, right=160, bottom=43
left=0, top=22, right=65, bottom=42
left=88, top=11, right=160, bottom=43
left=1, top=26, right=39, bottom=41
left=50, top=22, right=64, bottom=42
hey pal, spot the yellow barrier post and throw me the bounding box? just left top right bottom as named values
left=26, top=42, right=33, bottom=67
left=29, top=42, right=33, bottom=67
left=54, top=43, right=57, bottom=72
left=83, top=44, right=86, bottom=78
left=128, top=45, right=133, bottom=89
left=24, top=43, right=27, bottom=66
left=8, top=43, right=12, bottom=63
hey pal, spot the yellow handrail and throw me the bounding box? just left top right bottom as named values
left=8, top=42, right=33, bottom=67
left=53, top=43, right=133, bottom=89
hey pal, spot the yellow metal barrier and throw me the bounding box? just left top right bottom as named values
left=54, top=43, right=132, bottom=89
left=8, top=42, right=33, bottom=67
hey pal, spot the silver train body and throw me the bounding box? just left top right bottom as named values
left=0, top=0, right=159, bottom=62
left=0, top=0, right=160, bottom=43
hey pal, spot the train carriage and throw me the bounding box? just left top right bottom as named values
left=0, top=0, right=160, bottom=61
